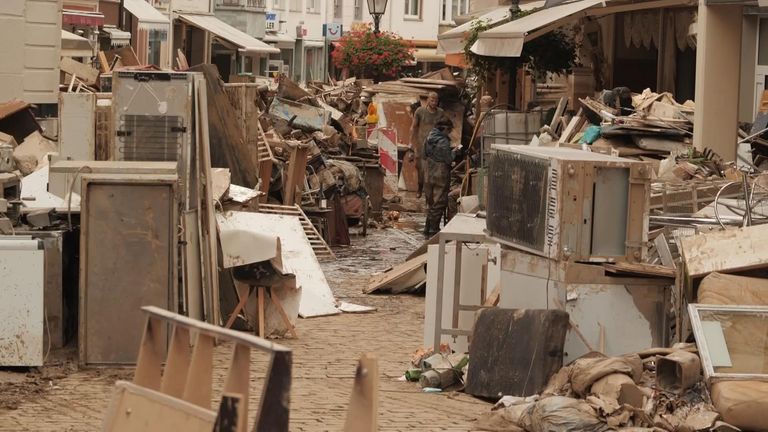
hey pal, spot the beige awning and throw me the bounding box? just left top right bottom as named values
left=61, top=30, right=92, bottom=58
left=178, top=13, right=280, bottom=54
left=124, top=0, right=170, bottom=31
left=470, top=0, right=606, bottom=57
left=414, top=48, right=445, bottom=63
left=437, top=2, right=545, bottom=55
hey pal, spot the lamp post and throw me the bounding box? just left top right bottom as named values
left=367, top=0, right=389, bottom=34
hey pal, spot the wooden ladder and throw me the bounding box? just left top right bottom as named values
left=257, top=203, right=336, bottom=261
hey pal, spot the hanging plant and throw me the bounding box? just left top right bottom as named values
left=463, top=8, right=578, bottom=81
left=332, top=23, right=415, bottom=81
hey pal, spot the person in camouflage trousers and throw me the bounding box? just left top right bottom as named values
left=423, top=117, right=457, bottom=237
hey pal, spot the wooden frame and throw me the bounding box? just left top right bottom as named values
left=79, top=174, right=179, bottom=367
left=101, top=306, right=292, bottom=432
left=688, top=303, right=768, bottom=383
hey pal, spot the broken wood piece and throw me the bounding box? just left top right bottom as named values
left=60, top=57, right=99, bottom=86
left=365, top=254, right=427, bottom=294
left=343, top=353, right=379, bottom=432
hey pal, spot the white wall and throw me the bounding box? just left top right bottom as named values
left=268, top=0, right=326, bottom=40
left=0, top=0, right=62, bottom=105
left=172, top=0, right=212, bottom=13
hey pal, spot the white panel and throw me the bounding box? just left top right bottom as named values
left=564, top=284, right=656, bottom=363
left=499, top=269, right=551, bottom=310
left=216, top=211, right=339, bottom=318
left=701, top=321, right=733, bottom=367
left=25, top=46, right=59, bottom=68
left=424, top=243, right=496, bottom=353
left=0, top=246, right=44, bottom=366
left=25, top=22, right=60, bottom=46
left=59, top=92, right=96, bottom=161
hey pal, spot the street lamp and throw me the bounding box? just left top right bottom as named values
left=367, top=0, right=389, bottom=34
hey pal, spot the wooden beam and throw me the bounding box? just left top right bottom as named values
left=282, top=143, right=309, bottom=206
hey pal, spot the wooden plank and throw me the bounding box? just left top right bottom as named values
left=282, top=143, right=309, bottom=206
left=549, top=96, right=568, bottom=132
left=343, top=353, right=379, bottom=432
left=603, top=261, right=676, bottom=278
left=681, top=224, right=768, bottom=278
left=654, top=233, right=677, bottom=269
left=60, top=57, right=99, bottom=86
left=190, top=64, right=259, bottom=189
left=102, top=381, right=216, bottom=432
left=365, top=254, right=427, bottom=294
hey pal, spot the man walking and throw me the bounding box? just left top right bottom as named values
left=423, top=117, right=457, bottom=237
left=409, top=92, right=444, bottom=198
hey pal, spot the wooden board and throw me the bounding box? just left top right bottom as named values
left=603, top=262, right=676, bottom=278
left=60, top=57, right=99, bottom=86
left=465, top=309, right=569, bottom=398
left=102, top=381, right=216, bottom=432
left=681, top=224, right=768, bottom=278
left=189, top=64, right=259, bottom=189
left=365, top=254, right=427, bottom=294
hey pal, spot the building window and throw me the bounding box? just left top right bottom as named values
left=441, top=0, right=469, bottom=23
left=289, top=0, right=301, bottom=11
left=273, top=0, right=284, bottom=10
left=405, top=0, right=420, bottom=18
left=334, top=0, right=343, bottom=19
left=354, top=0, right=362, bottom=20
left=148, top=29, right=166, bottom=67
left=306, top=0, right=318, bottom=13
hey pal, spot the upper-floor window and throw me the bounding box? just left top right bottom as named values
left=334, top=0, right=343, bottom=19
left=405, top=0, right=420, bottom=18
left=273, top=0, right=285, bottom=10
left=354, top=0, right=362, bottom=20
left=306, top=0, right=318, bottom=13
left=441, top=0, right=469, bottom=23
left=289, top=0, right=301, bottom=11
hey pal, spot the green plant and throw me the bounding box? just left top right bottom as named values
left=463, top=9, right=577, bottom=81
left=331, top=23, right=415, bottom=80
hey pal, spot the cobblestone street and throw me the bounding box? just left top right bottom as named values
left=0, top=214, right=490, bottom=431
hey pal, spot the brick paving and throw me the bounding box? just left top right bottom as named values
left=0, top=214, right=490, bottom=431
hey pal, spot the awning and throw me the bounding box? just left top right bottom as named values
left=437, top=1, right=545, bottom=55
left=303, top=40, right=325, bottom=48
left=124, top=0, right=170, bottom=31
left=263, top=32, right=296, bottom=44
left=470, top=0, right=606, bottom=57
left=61, top=30, right=92, bottom=58
left=414, top=48, right=445, bottom=63
left=178, top=13, right=280, bottom=54
left=102, top=26, right=132, bottom=47
left=62, top=10, right=104, bottom=27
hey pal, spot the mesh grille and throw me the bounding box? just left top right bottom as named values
left=117, top=115, right=182, bottom=161
left=487, top=151, right=551, bottom=252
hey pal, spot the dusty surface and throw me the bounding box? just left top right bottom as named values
left=0, top=211, right=490, bottom=431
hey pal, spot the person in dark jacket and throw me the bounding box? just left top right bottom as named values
left=423, top=117, right=457, bottom=237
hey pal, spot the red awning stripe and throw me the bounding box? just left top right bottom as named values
left=62, top=11, right=104, bottom=27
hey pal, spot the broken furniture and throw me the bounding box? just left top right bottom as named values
left=465, top=308, right=569, bottom=398
left=486, top=145, right=651, bottom=263
left=79, top=173, right=179, bottom=366
left=101, top=306, right=292, bottom=432
left=499, top=246, right=672, bottom=363
left=428, top=213, right=501, bottom=352
left=0, top=236, right=44, bottom=367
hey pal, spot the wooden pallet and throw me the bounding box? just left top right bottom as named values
left=257, top=203, right=336, bottom=261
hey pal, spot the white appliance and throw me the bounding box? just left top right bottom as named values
left=0, top=237, right=44, bottom=366
left=486, top=145, right=651, bottom=263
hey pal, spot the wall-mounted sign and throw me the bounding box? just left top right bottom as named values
left=323, top=23, right=342, bottom=41
left=266, top=12, right=279, bottom=31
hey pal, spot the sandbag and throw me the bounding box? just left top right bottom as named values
left=698, top=272, right=768, bottom=306
left=519, top=396, right=612, bottom=432
left=711, top=380, right=768, bottom=431
left=570, top=355, right=643, bottom=396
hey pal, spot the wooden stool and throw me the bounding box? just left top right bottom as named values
left=225, top=281, right=297, bottom=338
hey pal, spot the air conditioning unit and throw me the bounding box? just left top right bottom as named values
left=486, top=145, right=651, bottom=263
left=112, top=71, right=194, bottom=165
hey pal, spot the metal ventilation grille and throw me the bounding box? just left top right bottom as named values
left=116, top=115, right=183, bottom=161
left=487, top=151, right=550, bottom=252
